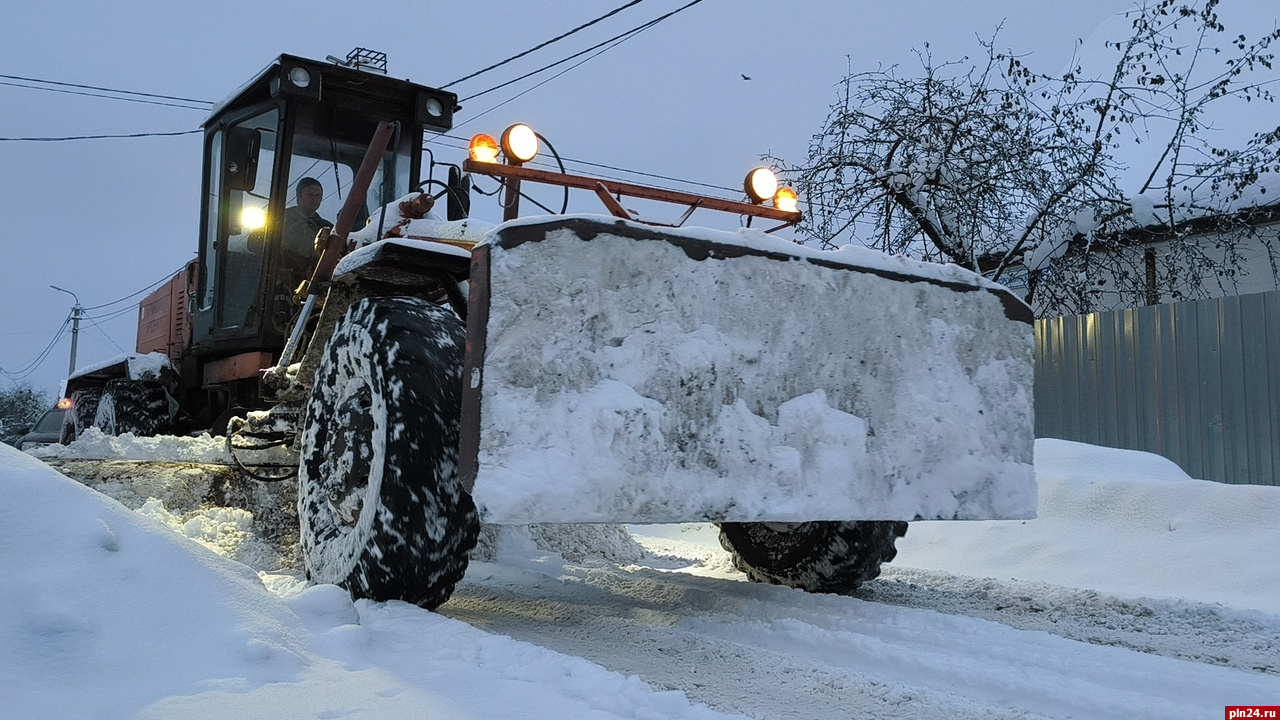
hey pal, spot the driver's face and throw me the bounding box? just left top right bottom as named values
left=297, top=185, right=324, bottom=214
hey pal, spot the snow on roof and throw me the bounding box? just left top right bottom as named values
left=1129, top=173, right=1280, bottom=229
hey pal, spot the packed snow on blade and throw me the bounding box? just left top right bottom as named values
left=460, top=216, right=1036, bottom=525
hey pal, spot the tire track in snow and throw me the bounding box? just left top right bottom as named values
left=444, top=563, right=1043, bottom=720
left=864, top=566, right=1280, bottom=675
left=443, top=560, right=1280, bottom=720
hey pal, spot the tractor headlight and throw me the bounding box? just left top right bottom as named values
left=287, top=66, right=312, bottom=89
left=240, top=206, right=267, bottom=231
left=469, top=133, right=500, bottom=164
left=774, top=187, right=799, bottom=214
left=501, top=123, right=539, bottom=164
left=745, top=167, right=778, bottom=204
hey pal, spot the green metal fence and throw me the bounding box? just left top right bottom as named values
left=1035, top=290, right=1280, bottom=486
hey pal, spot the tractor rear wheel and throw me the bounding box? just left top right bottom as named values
left=298, top=296, right=479, bottom=610
left=93, top=380, right=173, bottom=437
left=716, top=520, right=908, bottom=594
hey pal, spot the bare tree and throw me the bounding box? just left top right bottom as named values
left=0, top=383, right=51, bottom=444
left=776, top=0, right=1280, bottom=316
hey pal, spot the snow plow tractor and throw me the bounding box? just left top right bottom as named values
left=70, top=51, right=1036, bottom=609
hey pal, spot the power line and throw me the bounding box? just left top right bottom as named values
left=460, top=27, right=645, bottom=104
left=7, top=5, right=731, bottom=206
left=85, top=316, right=127, bottom=354
left=0, top=129, right=201, bottom=142
left=83, top=305, right=142, bottom=324
left=447, top=0, right=707, bottom=159
left=460, top=0, right=707, bottom=103
left=0, top=79, right=211, bottom=111
left=0, top=73, right=213, bottom=105
left=81, top=272, right=178, bottom=311
left=432, top=3, right=734, bottom=209
left=534, top=152, right=738, bottom=195
left=0, top=316, right=71, bottom=382
left=441, top=0, right=648, bottom=89
left=432, top=132, right=739, bottom=195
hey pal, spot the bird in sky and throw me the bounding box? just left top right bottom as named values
left=741, top=74, right=752, bottom=80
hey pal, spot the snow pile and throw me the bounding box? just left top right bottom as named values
left=472, top=217, right=1035, bottom=524
left=30, top=427, right=234, bottom=462
left=29, top=426, right=294, bottom=465
left=475, top=523, right=648, bottom=567
left=137, top=498, right=292, bottom=574
left=29, top=429, right=302, bottom=575
left=0, top=444, right=743, bottom=720
left=896, top=439, right=1280, bottom=614
left=0, top=447, right=310, bottom=719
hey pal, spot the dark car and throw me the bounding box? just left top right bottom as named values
left=10, top=402, right=69, bottom=451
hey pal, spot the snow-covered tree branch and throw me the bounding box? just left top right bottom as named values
left=776, top=0, right=1280, bottom=316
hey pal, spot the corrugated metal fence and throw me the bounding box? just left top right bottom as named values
left=1034, top=290, right=1280, bottom=486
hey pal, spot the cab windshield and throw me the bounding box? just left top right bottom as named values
left=286, top=108, right=413, bottom=236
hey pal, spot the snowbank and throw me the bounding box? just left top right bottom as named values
left=0, top=444, right=744, bottom=720
left=896, top=439, right=1280, bottom=614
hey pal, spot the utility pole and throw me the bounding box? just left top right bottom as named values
left=50, top=285, right=82, bottom=376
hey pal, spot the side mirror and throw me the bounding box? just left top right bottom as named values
left=225, top=127, right=262, bottom=192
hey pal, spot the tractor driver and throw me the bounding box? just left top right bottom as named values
left=280, top=177, right=333, bottom=293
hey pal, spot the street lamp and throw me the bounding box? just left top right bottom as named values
left=50, top=285, right=82, bottom=377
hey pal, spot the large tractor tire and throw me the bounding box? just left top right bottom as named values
left=93, top=379, right=174, bottom=437
left=298, top=297, right=479, bottom=611
left=60, top=388, right=102, bottom=444
left=717, top=520, right=909, bottom=594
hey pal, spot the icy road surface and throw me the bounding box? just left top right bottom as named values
left=17, top=437, right=1280, bottom=719
left=442, top=524, right=1279, bottom=720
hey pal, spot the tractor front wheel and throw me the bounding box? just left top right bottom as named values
left=298, top=297, right=479, bottom=610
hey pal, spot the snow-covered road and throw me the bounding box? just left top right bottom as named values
left=441, top=534, right=1280, bottom=720
left=10, top=437, right=1280, bottom=719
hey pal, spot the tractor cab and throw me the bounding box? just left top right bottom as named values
left=192, top=52, right=456, bottom=355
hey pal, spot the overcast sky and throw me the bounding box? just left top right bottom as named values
left=0, top=0, right=1142, bottom=396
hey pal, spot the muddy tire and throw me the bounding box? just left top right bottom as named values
left=93, top=380, right=173, bottom=437
left=60, top=388, right=102, bottom=443
left=298, top=297, right=479, bottom=610
left=717, top=520, right=908, bottom=594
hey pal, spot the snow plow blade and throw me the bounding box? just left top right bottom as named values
left=458, top=216, right=1036, bottom=525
